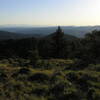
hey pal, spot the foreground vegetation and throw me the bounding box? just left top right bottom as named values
left=0, top=59, right=100, bottom=100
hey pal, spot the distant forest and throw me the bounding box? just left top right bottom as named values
left=0, top=26, right=100, bottom=64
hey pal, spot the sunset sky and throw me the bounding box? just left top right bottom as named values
left=0, top=0, right=100, bottom=26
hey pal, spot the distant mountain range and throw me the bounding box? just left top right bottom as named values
left=0, top=26, right=100, bottom=40
left=0, top=31, right=45, bottom=40
left=0, top=30, right=78, bottom=41
left=0, top=31, right=23, bottom=40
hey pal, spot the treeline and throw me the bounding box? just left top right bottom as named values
left=0, top=27, right=100, bottom=64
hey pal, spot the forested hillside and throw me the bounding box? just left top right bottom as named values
left=0, top=27, right=100, bottom=100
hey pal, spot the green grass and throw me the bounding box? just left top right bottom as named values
left=0, top=59, right=99, bottom=100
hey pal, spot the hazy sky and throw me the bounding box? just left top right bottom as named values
left=0, top=0, right=100, bottom=26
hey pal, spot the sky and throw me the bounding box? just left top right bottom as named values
left=0, top=0, right=100, bottom=26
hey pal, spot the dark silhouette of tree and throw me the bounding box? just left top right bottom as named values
left=51, top=26, right=67, bottom=58
left=29, top=49, right=40, bottom=67
left=82, top=30, right=100, bottom=63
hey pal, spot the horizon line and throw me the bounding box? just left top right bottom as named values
left=0, top=24, right=100, bottom=28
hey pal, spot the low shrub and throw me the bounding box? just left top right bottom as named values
left=28, top=72, right=50, bottom=83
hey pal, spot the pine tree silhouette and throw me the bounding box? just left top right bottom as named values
left=51, top=26, right=67, bottom=58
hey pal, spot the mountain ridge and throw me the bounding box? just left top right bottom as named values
left=1, top=26, right=100, bottom=37
left=0, top=30, right=77, bottom=41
